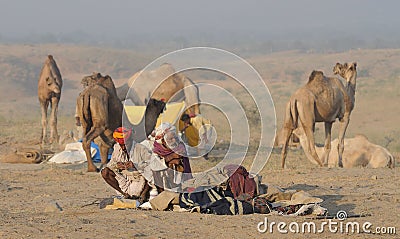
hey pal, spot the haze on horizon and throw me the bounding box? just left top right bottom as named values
left=1, top=0, right=399, bottom=52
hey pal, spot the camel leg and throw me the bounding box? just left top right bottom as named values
left=280, top=126, right=293, bottom=169
left=337, top=115, right=350, bottom=168
left=280, top=101, right=295, bottom=169
left=40, top=101, right=49, bottom=146
left=295, top=99, right=323, bottom=167
left=49, top=97, right=60, bottom=144
left=302, top=125, right=323, bottom=167
left=99, top=141, right=111, bottom=170
left=82, top=137, right=98, bottom=172
left=83, top=126, right=106, bottom=172
left=323, top=122, right=333, bottom=167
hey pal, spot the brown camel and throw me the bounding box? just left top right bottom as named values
left=77, top=73, right=166, bottom=172
left=123, top=63, right=200, bottom=115
left=293, top=127, right=395, bottom=168
left=281, top=62, right=357, bottom=168
left=77, top=73, right=123, bottom=172
left=38, top=55, right=63, bottom=146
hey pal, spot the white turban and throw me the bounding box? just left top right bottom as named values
left=153, top=122, right=177, bottom=144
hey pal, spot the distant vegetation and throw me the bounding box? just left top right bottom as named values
left=2, top=29, right=400, bottom=57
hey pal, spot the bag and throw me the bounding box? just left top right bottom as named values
left=252, top=197, right=272, bottom=214
left=163, top=152, right=184, bottom=172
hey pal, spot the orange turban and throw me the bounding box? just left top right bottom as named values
left=113, top=127, right=132, bottom=145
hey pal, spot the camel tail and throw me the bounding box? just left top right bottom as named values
left=82, top=93, right=91, bottom=125
left=281, top=99, right=299, bottom=140
left=281, top=99, right=298, bottom=168
left=289, top=99, right=299, bottom=129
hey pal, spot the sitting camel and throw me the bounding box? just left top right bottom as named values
left=119, top=63, right=200, bottom=115
left=281, top=62, right=357, bottom=168
left=293, top=128, right=395, bottom=168
left=77, top=73, right=166, bottom=172
left=38, top=55, right=63, bottom=146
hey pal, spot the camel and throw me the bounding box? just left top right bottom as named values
left=121, top=63, right=200, bottom=115
left=77, top=73, right=166, bottom=172
left=292, top=128, right=395, bottom=168
left=38, top=55, right=63, bottom=146
left=281, top=62, right=357, bottom=168
left=77, top=72, right=123, bottom=172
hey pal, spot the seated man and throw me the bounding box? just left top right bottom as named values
left=101, top=127, right=150, bottom=203
left=179, top=113, right=213, bottom=159
left=151, top=123, right=193, bottom=192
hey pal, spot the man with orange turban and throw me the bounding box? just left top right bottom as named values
left=101, top=127, right=150, bottom=203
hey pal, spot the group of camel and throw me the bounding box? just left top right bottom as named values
left=279, top=62, right=394, bottom=168
left=38, top=56, right=200, bottom=172
left=280, top=62, right=358, bottom=168
left=37, top=55, right=394, bottom=171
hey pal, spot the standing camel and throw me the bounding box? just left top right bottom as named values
left=38, top=55, right=63, bottom=146
left=77, top=73, right=166, bottom=172
left=280, top=62, right=357, bottom=168
left=77, top=73, right=123, bottom=172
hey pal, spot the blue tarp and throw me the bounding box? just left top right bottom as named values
left=78, top=140, right=113, bottom=163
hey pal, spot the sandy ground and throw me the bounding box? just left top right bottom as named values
left=0, top=150, right=398, bottom=239
left=0, top=45, right=399, bottom=238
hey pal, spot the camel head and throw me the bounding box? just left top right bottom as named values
left=333, top=62, right=357, bottom=83
left=147, top=98, right=166, bottom=114
left=45, top=55, right=55, bottom=65
left=333, top=63, right=342, bottom=75
left=97, top=74, right=115, bottom=88
left=46, top=76, right=61, bottom=94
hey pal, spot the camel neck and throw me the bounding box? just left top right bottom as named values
left=346, top=81, right=356, bottom=104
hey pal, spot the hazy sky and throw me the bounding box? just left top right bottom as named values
left=0, top=0, right=398, bottom=39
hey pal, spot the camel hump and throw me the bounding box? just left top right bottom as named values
left=308, top=70, right=324, bottom=82
left=47, top=55, right=53, bottom=60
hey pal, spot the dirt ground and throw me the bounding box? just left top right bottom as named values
left=0, top=150, right=398, bottom=239
left=0, top=46, right=399, bottom=238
